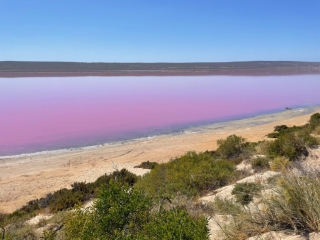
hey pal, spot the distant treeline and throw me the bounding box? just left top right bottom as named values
left=1, top=61, right=320, bottom=77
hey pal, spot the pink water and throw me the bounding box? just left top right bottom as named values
left=0, top=75, right=319, bottom=156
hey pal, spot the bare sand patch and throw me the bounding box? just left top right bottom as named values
left=0, top=107, right=319, bottom=213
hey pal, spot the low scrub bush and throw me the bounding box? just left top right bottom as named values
left=309, top=113, right=320, bottom=130
left=4, top=224, right=38, bottom=240
left=265, top=171, right=320, bottom=232
left=251, top=156, right=270, bottom=171
left=65, top=180, right=209, bottom=239
left=65, top=180, right=152, bottom=239
left=229, top=157, right=243, bottom=165
left=218, top=169, right=320, bottom=239
left=267, top=132, right=316, bottom=160
left=0, top=169, right=138, bottom=227
left=139, top=206, right=209, bottom=240
left=93, top=168, right=138, bottom=189
left=216, top=135, right=253, bottom=159
left=312, top=126, right=320, bottom=135
left=231, top=182, right=262, bottom=205
left=269, top=156, right=291, bottom=172
left=266, top=125, right=289, bottom=138
left=274, top=125, right=289, bottom=132
left=265, top=113, right=320, bottom=160
left=134, top=161, right=158, bottom=169
left=226, top=169, right=252, bottom=186
left=135, top=151, right=235, bottom=199
left=210, top=198, right=242, bottom=215
left=48, top=188, right=84, bottom=213
left=255, top=141, right=272, bottom=155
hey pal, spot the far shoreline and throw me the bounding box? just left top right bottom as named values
left=1, top=70, right=320, bottom=78
left=1, top=61, right=320, bottom=78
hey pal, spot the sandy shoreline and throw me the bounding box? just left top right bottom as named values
left=0, top=106, right=319, bottom=213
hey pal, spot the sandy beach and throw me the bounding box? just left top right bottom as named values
left=0, top=106, right=319, bottom=214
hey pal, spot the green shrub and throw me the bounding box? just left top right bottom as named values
left=267, top=132, right=312, bottom=160
left=230, top=170, right=252, bottom=184
left=232, top=182, right=262, bottom=205
left=218, top=169, right=320, bottom=239
left=266, top=132, right=279, bottom=138
left=65, top=181, right=210, bottom=239
left=312, top=126, right=320, bottom=135
left=229, top=157, right=243, bottom=165
left=135, top=151, right=235, bottom=199
left=134, top=161, right=158, bottom=169
left=274, top=125, right=289, bottom=132
left=49, top=188, right=83, bottom=213
left=4, top=224, right=38, bottom=240
left=210, top=198, right=242, bottom=215
left=269, top=156, right=291, bottom=171
left=265, top=172, right=320, bottom=232
left=139, top=207, right=209, bottom=240
left=65, top=180, right=152, bottom=239
left=309, top=113, right=320, bottom=130
left=255, top=140, right=272, bottom=155
left=216, top=135, right=250, bottom=159
left=251, top=157, right=270, bottom=171
left=46, top=169, right=138, bottom=213
left=93, top=168, right=138, bottom=189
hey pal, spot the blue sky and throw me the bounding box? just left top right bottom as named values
left=0, top=0, right=319, bottom=62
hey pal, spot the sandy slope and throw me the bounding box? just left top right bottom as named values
left=0, top=107, right=319, bottom=213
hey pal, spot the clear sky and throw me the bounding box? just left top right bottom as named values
left=0, top=0, right=319, bottom=62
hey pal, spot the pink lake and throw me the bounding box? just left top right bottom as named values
left=0, top=75, right=320, bottom=156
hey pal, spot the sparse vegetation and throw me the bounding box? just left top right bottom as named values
left=265, top=113, right=320, bottom=160
left=216, top=135, right=251, bottom=160
left=65, top=180, right=209, bottom=239
left=269, top=156, right=291, bottom=172
left=232, top=182, right=262, bottom=205
left=2, top=113, right=320, bottom=239
left=251, top=156, right=270, bottom=171
left=135, top=151, right=236, bottom=199
left=217, top=168, right=320, bottom=239
left=267, top=132, right=317, bottom=160
left=134, top=161, right=158, bottom=169
left=210, top=198, right=242, bottom=215
left=309, top=113, right=320, bottom=130
left=0, top=169, right=138, bottom=232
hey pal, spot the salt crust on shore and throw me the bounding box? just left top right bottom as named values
left=0, top=106, right=319, bottom=213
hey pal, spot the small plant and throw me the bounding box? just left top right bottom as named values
left=274, top=125, right=289, bottom=132
left=210, top=198, right=242, bottom=215
left=5, top=224, right=38, bottom=240
left=65, top=180, right=210, bottom=239
left=309, top=113, right=320, bottom=130
left=216, top=135, right=251, bottom=159
left=251, top=157, right=270, bottom=171
left=134, top=161, right=158, bottom=169
left=312, top=126, right=320, bottom=135
left=41, top=229, right=57, bottom=240
left=229, top=157, right=243, bottom=165
left=139, top=207, right=209, bottom=239
left=255, top=140, right=272, bottom=155
left=267, top=132, right=310, bottom=160
left=135, top=151, right=235, bottom=199
left=269, top=156, right=291, bottom=172
left=218, top=169, right=320, bottom=239
left=37, top=218, right=47, bottom=228
left=232, top=182, right=262, bottom=205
